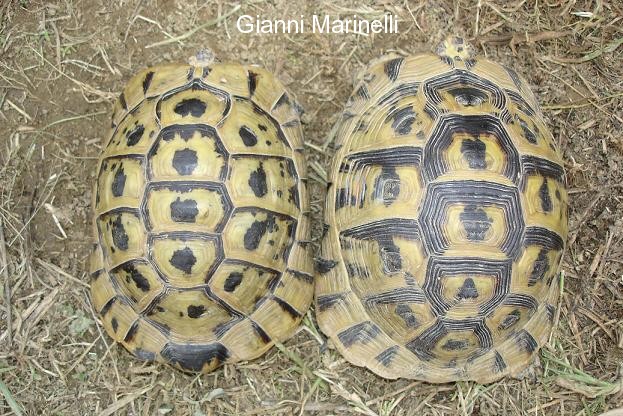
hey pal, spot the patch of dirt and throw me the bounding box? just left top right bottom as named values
left=0, top=0, right=622, bottom=415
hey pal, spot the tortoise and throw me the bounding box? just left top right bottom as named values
left=89, top=52, right=313, bottom=373
left=315, top=36, right=568, bottom=383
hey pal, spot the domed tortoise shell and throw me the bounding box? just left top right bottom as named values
left=316, top=36, right=568, bottom=383
left=89, top=60, right=313, bottom=373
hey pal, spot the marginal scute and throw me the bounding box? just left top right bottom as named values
left=109, top=261, right=164, bottom=311
left=91, top=60, right=311, bottom=373
left=96, top=156, right=145, bottom=213
left=317, top=38, right=568, bottom=383
left=217, top=98, right=291, bottom=156
left=105, top=98, right=160, bottom=157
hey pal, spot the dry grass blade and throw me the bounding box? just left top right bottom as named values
left=96, top=386, right=153, bottom=416
left=273, top=341, right=326, bottom=390
left=478, top=30, right=572, bottom=47
left=314, top=371, right=379, bottom=416
left=0, top=219, right=11, bottom=346
left=42, top=111, right=108, bottom=130
left=598, top=409, right=623, bottom=416
left=550, top=36, right=623, bottom=64
left=542, top=349, right=623, bottom=399
left=145, top=5, right=241, bottom=48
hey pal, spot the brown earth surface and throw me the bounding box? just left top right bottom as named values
left=0, top=1, right=622, bottom=415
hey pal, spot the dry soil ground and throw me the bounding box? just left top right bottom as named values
left=0, top=1, right=622, bottom=415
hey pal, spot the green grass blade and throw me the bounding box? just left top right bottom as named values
left=0, top=377, right=24, bottom=416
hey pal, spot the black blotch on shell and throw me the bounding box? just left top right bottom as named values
left=224, top=272, right=243, bottom=292
left=461, top=137, right=487, bottom=169
left=459, top=205, right=492, bottom=241
left=111, top=215, right=129, bottom=250
left=518, top=118, right=537, bottom=144
left=248, top=71, right=258, bottom=96
left=99, top=298, right=115, bottom=316
left=374, top=166, right=400, bottom=205
left=375, top=345, right=399, bottom=367
left=457, top=278, right=479, bottom=299
left=124, top=321, right=139, bottom=342
left=273, top=297, right=301, bottom=318
left=248, top=162, right=268, bottom=197
left=160, top=342, right=229, bottom=372
left=172, top=148, right=198, bottom=176
left=516, top=330, right=538, bottom=353
left=395, top=304, right=419, bottom=328
left=239, top=126, right=258, bottom=146
left=383, top=57, right=404, bottom=82
left=169, top=247, right=197, bottom=274
left=316, top=293, right=346, bottom=311
left=388, top=106, right=416, bottom=135
left=243, top=214, right=276, bottom=250
left=493, top=351, right=507, bottom=372
left=174, top=98, right=207, bottom=117
left=118, top=92, right=127, bottom=110
left=315, top=258, right=337, bottom=274
left=126, top=124, right=145, bottom=146
left=273, top=92, right=290, bottom=109
left=498, top=309, right=521, bottom=330
left=441, top=339, right=468, bottom=351
left=335, top=188, right=358, bottom=209
left=345, top=263, right=370, bottom=279
left=448, top=87, right=487, bottom=106
left=170, top=197, right=199, bottom=223
left=337, top=321, right=380, bottom=347
left=539, top=178, right=553, bottom=212
left=187, top=305, right=206, bottom=318
left=287, top=185, right=299, bottom=208
left=123, top=263, right=150, bottom=292
left=111, top=165, right=126, bottom=197
left=460, top=137, right=487, bottom=169
left=252, top=322, right=271, bottom=343
left=142, top=71, right=155, bottom=94
left=545, top=303, right=556, bottom=322
left=111, top=317, right=119, bottom=333
left=381, top=248, right=402, bottom=274
left=355, top=85, right=370, bottom=100
left=504, top=65, right=523, bottom=90
left=266, top=275, right=280, bottom=291
left=528, top=248, right=550, bottom=286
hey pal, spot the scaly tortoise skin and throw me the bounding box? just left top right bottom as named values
left=89, top=58, right=313, bottom=373
left=316, top=37, right=568, bottom=383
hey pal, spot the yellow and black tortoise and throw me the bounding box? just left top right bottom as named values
left=89, top=53, right=313, bottom=373
left=315, top=36, right=568, bottom=383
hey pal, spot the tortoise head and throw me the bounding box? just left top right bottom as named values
left=435, top=35, right=476, bottom=61
left=189, top=48, right=217, bottom=66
